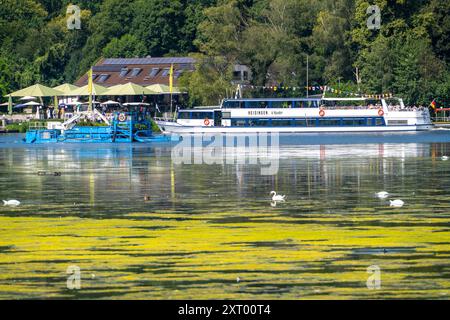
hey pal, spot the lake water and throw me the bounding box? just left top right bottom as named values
left=1, top=131, right=450, bottom=299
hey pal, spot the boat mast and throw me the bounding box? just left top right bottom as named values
left=306, top=55, right=309, bottom=98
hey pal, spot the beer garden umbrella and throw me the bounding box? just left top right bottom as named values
left=146, top=84, right=182, bottom=94
left=66, top=84, right=109, bottom=96
left=104, top=82, right=157, bottom=96
left=6, top=84, right=63, bottom=115
left=53, top=83, right=79, bottom=95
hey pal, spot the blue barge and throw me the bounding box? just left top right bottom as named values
left=25, top=110, right=172, bottom=144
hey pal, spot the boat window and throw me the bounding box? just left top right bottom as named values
left=342, top=118, right=367, bottom=126
left=231, top=119, right=247, bottom=127
left=248, top=119, right=271, bottom=127
left=222, top=112, right=231, bottom=119
left=375, top=118, right=385, bottom=126
left=190, top=112, right=213, bottom=119
left=178, top=112, right=191, bottom=119
left=269, top=101, right=291, bottom=109
left=246, top=101, right=269, bottom=108
left=388, top=120, right=408, bottom=125
left=292, top=119, right=308, bottom=126
left=271, top=119, right=293, bottom=127
left=223, top=101, right=242, bottom=109
left=319, top=119, right=341, bottom=127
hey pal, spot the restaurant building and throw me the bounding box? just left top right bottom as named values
left=75, top=57, right=196, bottom=87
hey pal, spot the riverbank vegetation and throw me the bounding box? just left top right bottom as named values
left=0, top=0, right=448, bottom=106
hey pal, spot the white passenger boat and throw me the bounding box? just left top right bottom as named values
left=155, top=97, right=433, bottom=134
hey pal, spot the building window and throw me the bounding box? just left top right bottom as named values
left=149, top=68, right=160, bottom=77
left=97, top=74, right=110, bottom=83
left=174, top=70, right=183, bottom=78
left=161, top=68, right=171, bottom=77
left=130, top=68, right=142, bottom=77
left=233, top=71, right=242, bottom=81
left=119, top=68, right=129, bottom=77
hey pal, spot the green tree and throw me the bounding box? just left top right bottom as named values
left=102, top=34, right=147, bottom=58
left=179, top=54, right=234, bottom=107
left=78, top=0, right=136, bottom=75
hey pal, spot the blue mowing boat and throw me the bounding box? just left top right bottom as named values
left=25, top=109, right=174, bottom=144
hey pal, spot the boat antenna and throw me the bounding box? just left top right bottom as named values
left=306, top=55, right=309, bottom=98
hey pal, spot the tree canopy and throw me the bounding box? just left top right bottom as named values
left=0, top=0, right=448, bottom=106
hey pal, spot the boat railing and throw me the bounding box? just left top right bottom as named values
left=28, top=122, right=50, bottom=130
left=154, top=117, right=177, bottom=123
left=387, top=106, right=427, bottom=112
left=432, top=117, right=450, bottom=123
left=322, top=105, right=383, bottom=110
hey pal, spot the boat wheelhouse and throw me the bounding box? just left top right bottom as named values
left=155, top=97, right=433, bottom=134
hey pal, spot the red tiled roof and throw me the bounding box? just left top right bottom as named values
left=75, top=57, right=195, bottom=87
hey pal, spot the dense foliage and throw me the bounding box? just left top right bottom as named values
left=0, top=0, right=448, bottom=106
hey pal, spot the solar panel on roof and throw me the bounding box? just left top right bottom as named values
left=102, top=57, right=195, bottom=65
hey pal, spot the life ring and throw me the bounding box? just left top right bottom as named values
left=118, top=113, right=127, bottom=122
left=378, top=109, right=385, bottom=117
left=319, top=110, right=326, bottom=117
left=204, top=118, right=210, bottom=126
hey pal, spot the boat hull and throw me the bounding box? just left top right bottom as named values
left=155, top=121, right=434, bottom=134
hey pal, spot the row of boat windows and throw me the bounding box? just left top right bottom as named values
left=222, top=101, right=321, bottom=109
left=229, top=117, right=386, bottom=127
left=178, top=112, right=214, bottom=119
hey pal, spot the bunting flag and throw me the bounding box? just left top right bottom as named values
left=238, top=83, right=393, bottom=98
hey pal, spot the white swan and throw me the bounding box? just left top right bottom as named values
left=3, top=200, right=20, bottom=206
left=270, top=191, right=286, bottom=202
left=376, top=191, right=389, bottom=199
left=442, top=156, right=449, bottom=161
left=390, top=200, right=404, bottom=208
